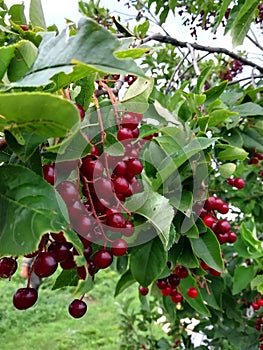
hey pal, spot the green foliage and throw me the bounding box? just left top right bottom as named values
left=1, top=1, right=263, bottom=349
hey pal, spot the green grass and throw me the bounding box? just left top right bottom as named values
left=0, top=262, right=169, bottom=350
left=0, top=267, right=122, bottom=350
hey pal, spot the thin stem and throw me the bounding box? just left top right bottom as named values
left=186, top=43, right=200, bottom=76
left=144, top=34, right=263, bottom=73
left=164, top=49, right=190, bottom=94
left=246, top=32, right=263, bottom=51
left=93, top=93, right=105, bottom=144
left=100, top=81, right=121, bottom=130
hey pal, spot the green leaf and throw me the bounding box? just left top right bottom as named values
left=8, top=4, right=26, bottom=25
left=190, top=229, right=224, bottom=272
left=52, top=268, right=79, bottom=290
left=218, top=163, right=236, bottom=178
left=231, top=0, right=259, bottom=47
left=104, top=132, right=125, bottom=156
left=133, top=20, right=150, bottom=39
left=0, top=92, right=80, bottom=139
left=208, top=109, right=236, bottom=127
left=114, top=269, right=136, bottom=297
left=231, top=102, right=263, bottom=116
left=29, top=0, right=47, bottom=29
left=214, top=0, right=232, bottom=30
left=121, top=77, right=154, bottom=113
left=0, top=164, right=69, bottom=256
left=8, top=18, right=144, bottom=89
left=168, top=0, right=178, bottom=13
left=251, top=275, right=263, bottom=293
left=232, top=265, right=255, bottom=294
left=168, top=238, right=199, bottom=269
left=241, top=128, right=263, bottom=152
left=5, top=130, right=45, bottom=162
left=73, top=274, right=94, bottom=298
left=204, top=81, right=228, bottom=104
left=169, top=190, right=193, bottom=217
left=130, top=236, right=167, bottom=287
left=180, top=274, right=211, bottom=316
left=0, top=45, right=15, bottom=80
left=200, top=276, right=224, bottom=310
left=193, top=65, right=212, bottom=94
left=217, top=145, right=248, bottom=161
left=240, top=221, right=262, bottom=255
left=126, top=181, right=174, bottom=247
left=7, top=40, right=38, bottom=82
left=115, top=47, right=150, bottom=59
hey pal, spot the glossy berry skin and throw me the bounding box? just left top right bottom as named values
left=156, top=278, right=168, bottom=290
left=257, top=299, right=263, bottom=307
left=227, top=231, right=237, bottom=243
left=161, top=286, right=172, bottom=296
left=68, top=299, right=87, bottom=318
left=216, top=220, right=231, bottom=234
left=126, top=159, right=143, bottom=176
left=121, top=113, right=139, bottom=130
left=0, top=257, right=18, bottom=278
left=175, top=265, right=188, bottom=279
left=202, top=216, right=216, bottom=228
left=187, top=287, right=198, bottom=298
left=56, top=181, right=80, bottom=204
left=233, top=177, right=245, bottom=189
left=33, top=252, right=58, bottom=277
left=252, top=302, right=260, bottom=311
left=171, top=292, right=183, bottom=303
left=93, top=250, right=113, bottom=269
left=111, top=239, right=128, bottom=257
left=106, top=213, right=126, bottom=231
left=13, top=288, right=38, bottom=310
left=139, top=286, right=149, bottom=296
left=117, top=128, right=134, bottom=141
left=42, top=164, right=56, bottom=185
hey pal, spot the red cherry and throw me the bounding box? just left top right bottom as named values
left=113, top=176, right=130, bottom=194
left=200, top=260, right=209, bottom=270
left=0, top=257, right=17, bottom=279
left=106, top=212, right=126, bottom=231
left=156, top=278, right=168, bottom=290
left=204, top=196, right=216, bottom=210
left=168, top=274, right=180, bottom=287
left=203, top=215, right=216, bottom=228
left=216, top=220, right=231, bottom=234
left=123, top=220, right=135, bottom=237
left=187, top=287, right=198, bottom=298
left=68, top=299, right=87, bottom=318
left=56, top=181, right=80, bottom=204
left=42, top=164, right=57, bottom=185
left=233, top=178, right=245, bottom=189
left=111, top=239, right=128, bottom=256
left=93, top=250, right=113, bottom=269
left=171, top=292, right=183, bottom=303
left=126, top=158, right=143, bottom=176
left=80, top=157, right=104, bottom=180
left=117, top=128, right=134, bottom=141
left=13, top=287, right=38, bottom=310
left=257, top=299, right=263, bottom=307
left=121, top=113, right=139, bottom=130
left=209, top=268, right=221, bottom=277
left=175, top=265, right=188, bottom=279
left=252, top=301, right=260, bottom=310
left=161, top=286, right=172, bottom=296
left=33, top=252, right=58, bottom=277
left=227, top=231, right=237, bottom=243
left=249, top=157, right=259, bottom=164
left=139, top=285, right=149, bottom=296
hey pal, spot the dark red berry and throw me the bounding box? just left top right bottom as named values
left=0, top=257, right=17, bottom=279
left=171, top=292, right=183, bottom=303
left=156, top=278, right=168, bottom=289
left=33, top=252, right=58, bottom=277
left=93, top=250, right=113, bottom=269
left=227, top=231, right=237, bottom=243
left=139, top=285, right=149, bottom=296
left=111, top=238, right=128, bottom=256
left=68, top=299, right=87, bottom=318
left=216, top=220, right=231, bottom=234
left=13, top=287, right=38, bottom=310
left=42, top=164, right=57, bottom=185
left=203, top=215, right=216, bottom=228
left=106, top=213, right=126, bottom=231
left=233, top=177, right=245, bottom=189
left=117, top=128, right=134, bottom=141
left=126, top=159, right=143, bottom=176
left=187, top=287, right=198, bottom=298
left=175, top=265, right=188, bottom=279
left=56, top=181, right=80, bottom=204
left=121, top=113, right=139, bottom=130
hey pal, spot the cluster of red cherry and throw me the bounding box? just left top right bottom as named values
left=199, top=195, right=237, bottom=245
left=154, top=265, right=198, bottom=303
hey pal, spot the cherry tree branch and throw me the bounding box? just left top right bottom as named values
left=144, top=34, right=263, bottom=73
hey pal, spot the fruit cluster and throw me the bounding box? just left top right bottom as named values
left=199, top=195, right=237, bottom=245
left=155, top=265, right=198, bottom=303
left=227, top=177, right=245, bottom=189
left=219, top=59, right=243, bottom=82
left=1, top=109, right=148, bottom=318
left=256, top=3, right=263, bottom=25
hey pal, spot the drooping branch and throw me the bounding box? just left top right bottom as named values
left=144, top=34, right=263, bottom=73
